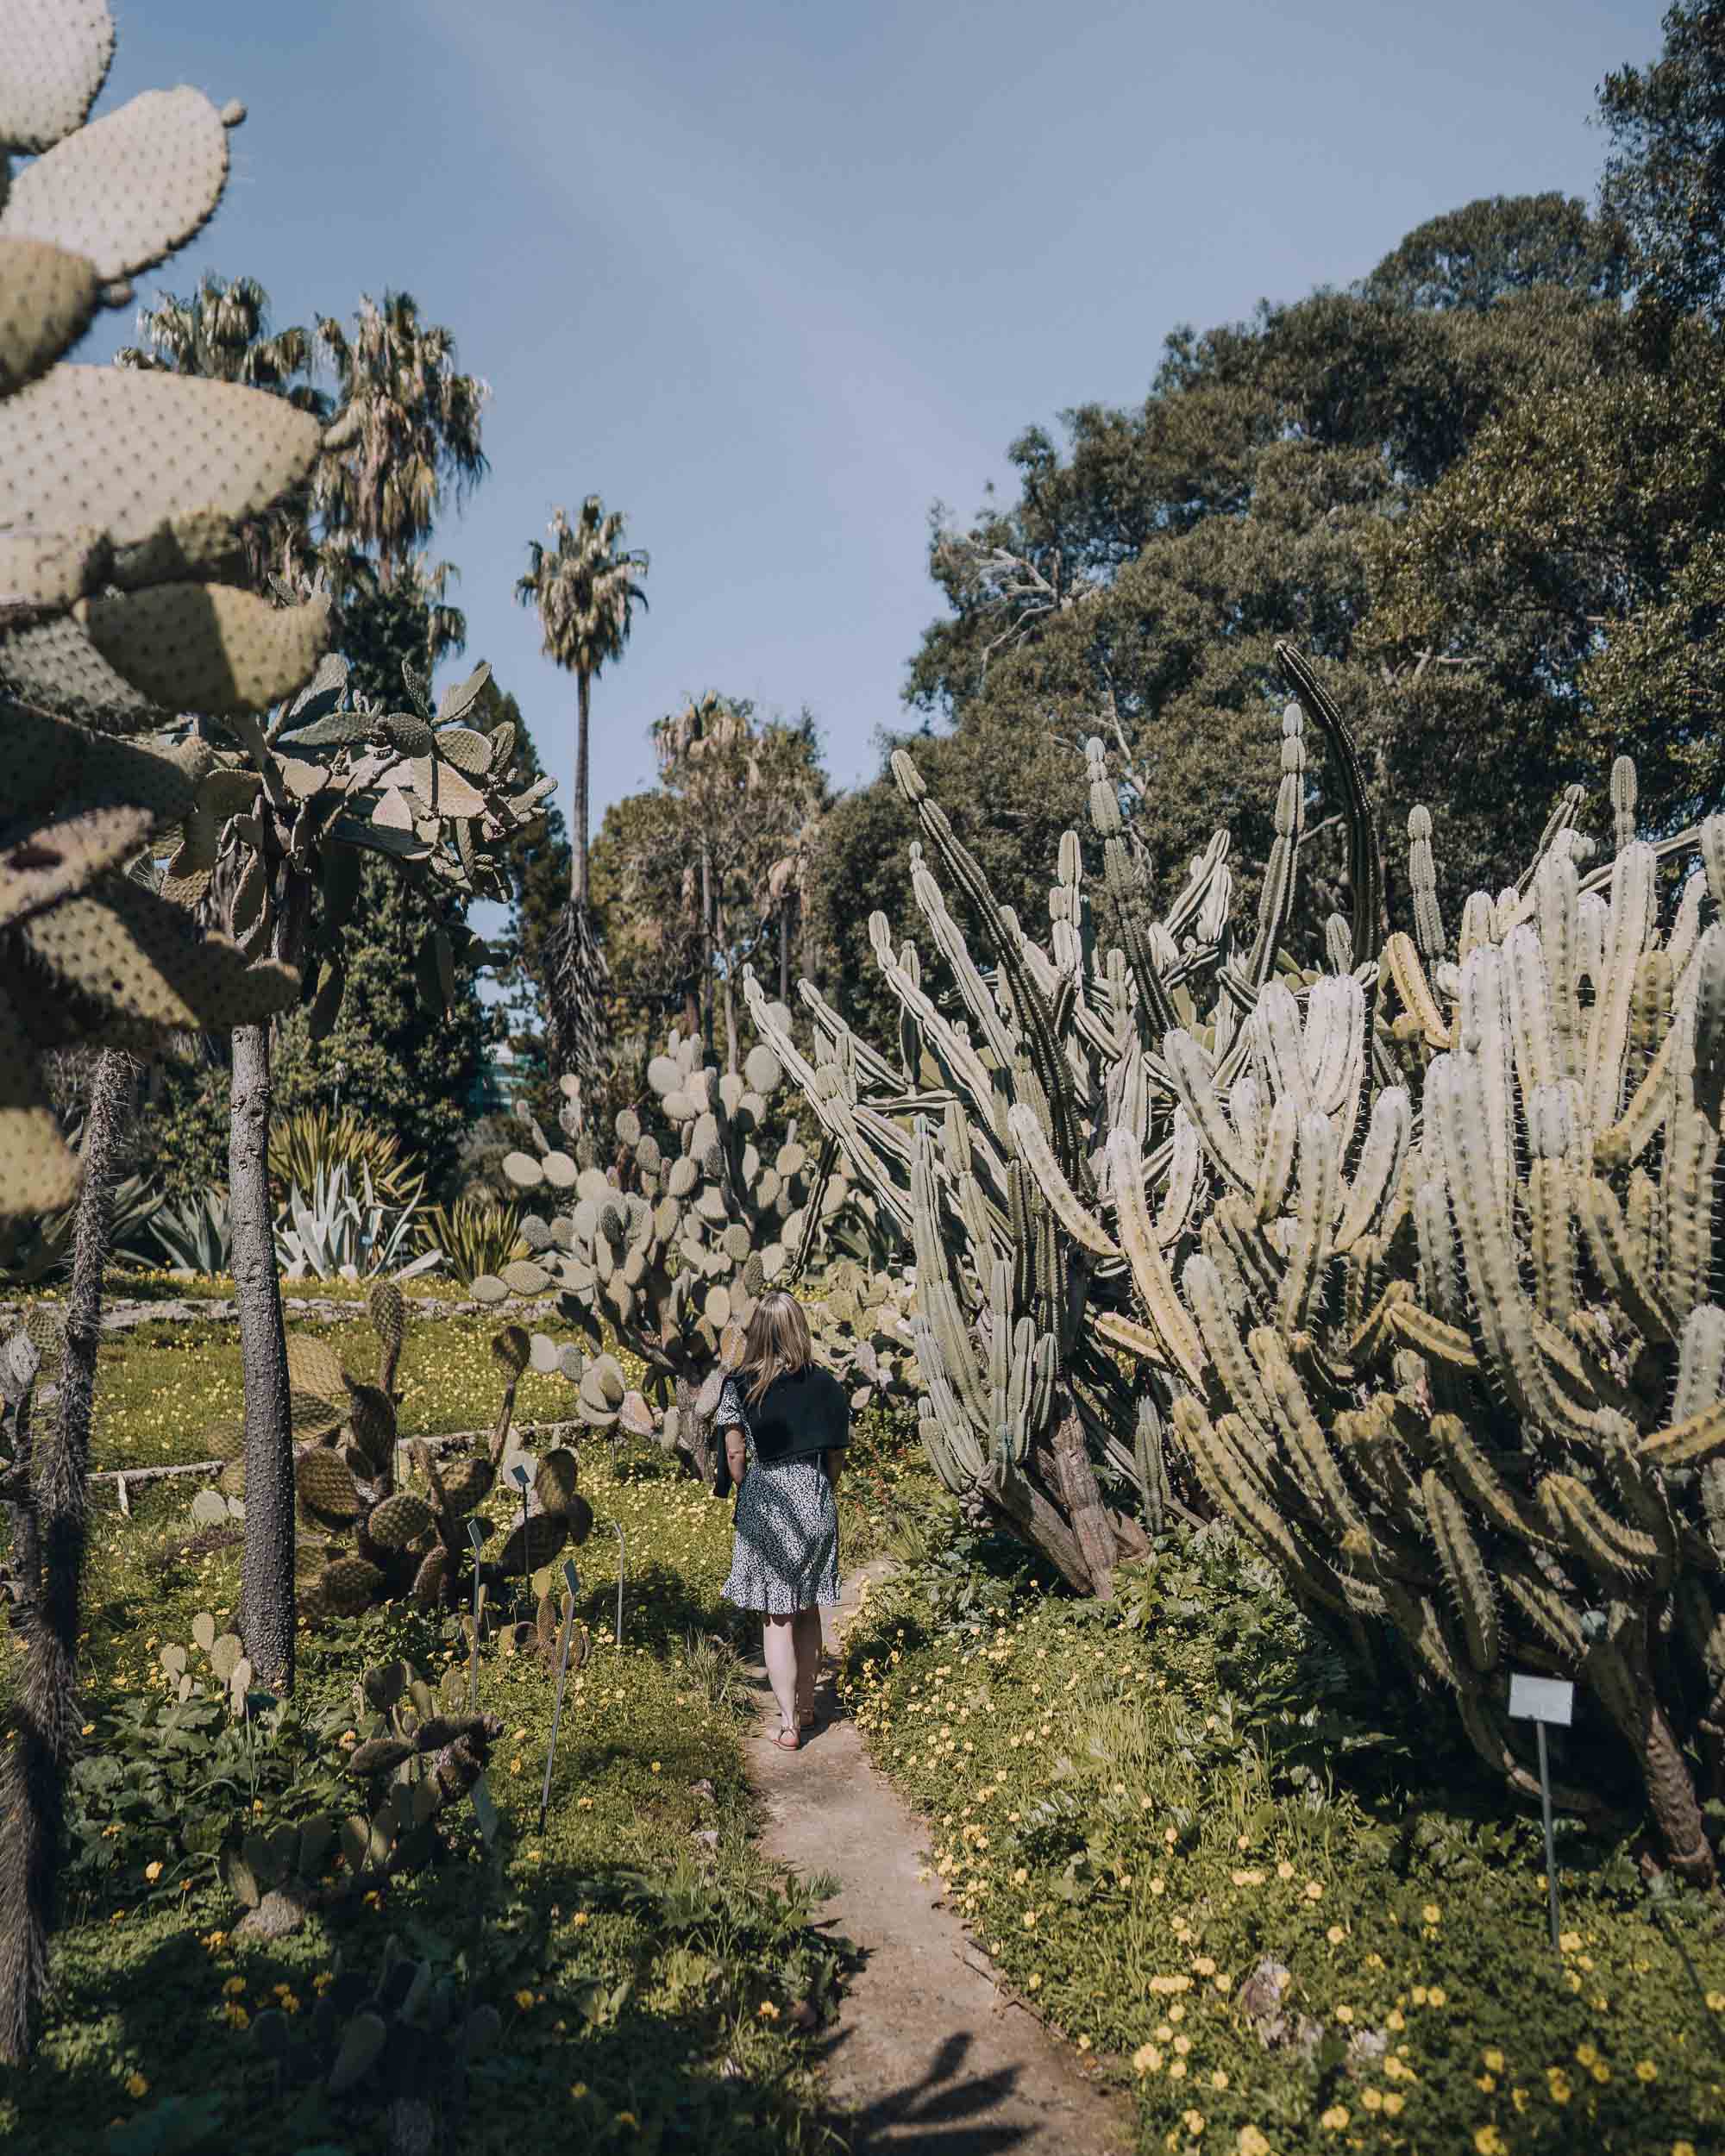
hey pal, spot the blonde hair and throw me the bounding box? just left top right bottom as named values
left=737, top=1289, right=814, bottom=1406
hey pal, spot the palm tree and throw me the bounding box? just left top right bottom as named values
left=316, top=291, right=489, bottom=585
left=516, top=498, right=649, bottom=1082
left=117, top=273, right=329, bottom=588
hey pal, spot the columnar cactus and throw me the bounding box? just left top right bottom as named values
left=758, top=624, right=1725, bottom=1879
left=1, top=0, right=347, bottom=1215
left=472, top=1022, right=852, bottom=1479
left=1132, top=744, right=1725, bottom=1888
left=740, top=665, right=1355, bottom=1590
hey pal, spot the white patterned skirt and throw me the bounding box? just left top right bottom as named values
left=722, top=1455, right=842, bottom=1614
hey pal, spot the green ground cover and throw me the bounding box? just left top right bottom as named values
left=841, top=1500, right=1725, bottom=2156
left=0, top=1313, right=849, bottom=2156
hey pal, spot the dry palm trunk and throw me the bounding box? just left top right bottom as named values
left=0, top=1048, right=137, bottom=2064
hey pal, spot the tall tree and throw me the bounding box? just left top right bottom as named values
left=823, top=197, right=1643, bottom=1042
left=593, top=694, right=828, bottom=1069
left=514, top=498, right=649, bottom=1086
left=1600, top=1, right=1725, bottom=323
left=116, top=272, right=333, bottom=589
left=314, top=291, right=490, bottom=583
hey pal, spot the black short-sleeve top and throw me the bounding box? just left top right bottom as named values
left=723, top=1365, right=850, bottom=1465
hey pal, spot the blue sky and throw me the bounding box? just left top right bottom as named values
left=93, top=0, right=1663, bottom=832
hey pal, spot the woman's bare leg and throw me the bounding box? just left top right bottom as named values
left=793, top=1607, right=822, bottom=1720
left=762, top=1613, right=800, bottom=1736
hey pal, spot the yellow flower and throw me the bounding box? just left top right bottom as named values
left=1320, top=2107, right=1350, bottom=2131
left=1326, top=1925, right=1345, bottom=1945
left=1483, top=2048, right=1505, bottom=2073
left=1303, top=1880, right=1323, bottom=1901
left=1133, top=2044, right=1164, bottom=2075
left=1546, top=2067, right=1572, bottom=2104
left=757, top=2000, right=780, bottom=2021
left=223, top=1977, right=246, bottom=1998
left=1707, top=1992, right=1725, bottom=2014
left=1026, top=1974, right=1041, bottom=1990
left=1385, top=2007, right=1405, bottom=2031
left=124, top=2073, right=149, bottom=2099
left=1076, top=2035, right=1092, bottom=2053
left=1427, top=1985, right=1447, bottom=2007
left=1194, top=1957, right=1216, bottom=1977
left=1238, top=2130, right=1271, bottom=2156
left=1334, top=2006, right=1354, bottom=2025
left=1382, top=2093, right=1404, bottom=2117
left=1361, top=2089, right=1383, bottom=2113
left=514, top=1989, right=535, bottom=2010
left=650, top=1761, right=662, bottom=1774
left=1276, top=1860, right=1295, bottom=1880
left=143, top=1861, right=162, bottom=1884
left=223, top=2003, right=249, bottom=2031
left=1575, top=2043, right=1598, bottom=2067
left=1676, top=2143, right=1697, bottom=2156
left=1173, top=2035, right=1192, bottom=2056
left=1474, top=2131, right=1507, bottom=2156
left=1211, top=2070, right=1229, bottom=2090
left=1635, top=2059, right=1658, bottom=2082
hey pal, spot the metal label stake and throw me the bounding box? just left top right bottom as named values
left=466, top=1516, right=486, bottom=1713
left=1509, top=1671, right=1574, bottom=1959
left=537, top=1557, right=581, bottom=1834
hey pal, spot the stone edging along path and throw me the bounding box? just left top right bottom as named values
left=0, top=1291, right=560, bottom=1335
left=749, top=1559, right=1132, bottom=2154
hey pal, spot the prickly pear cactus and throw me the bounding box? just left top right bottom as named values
left=805, top=1257, right=916, bottom=1417
left=204, top=1282, right=590, bottom=1621
left=250, top=1929, right=501, bottom=2140
left=0, top=0, right=347, bottom=1215
left=473, top=1021, right=851, bottom=1481
left=162, top=652, right=552, bottom=1030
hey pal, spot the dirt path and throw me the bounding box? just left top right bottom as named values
left=747, top=1562, right=1132, bottom=2154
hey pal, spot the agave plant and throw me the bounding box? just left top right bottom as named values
left=147, top=1186, right=233, bottom=1275
left=274, top=1163, right=434, bottom=1282
left=269, top=1106, right=426, bottom=1213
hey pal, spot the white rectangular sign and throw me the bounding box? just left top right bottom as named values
left=1508, top=1673, right=1575, bottom=1727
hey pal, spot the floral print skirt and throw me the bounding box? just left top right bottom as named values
left=722, top=1455, right=841, bottom=1614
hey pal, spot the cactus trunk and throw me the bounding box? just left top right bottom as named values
left=230, top=1019, right=296, bottom=1693
left=0, top=1048, right=135, bottom=2064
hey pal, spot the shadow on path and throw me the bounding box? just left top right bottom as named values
left=743, top=1564, right=1131, bottom=2155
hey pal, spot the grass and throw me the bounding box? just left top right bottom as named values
left=840, top=1505, right=1725, bottom=2156
left=0, top=1310, right=848, bottom=2156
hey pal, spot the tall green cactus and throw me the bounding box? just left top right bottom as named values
left=756, top=633, right=1725, bottom=1884
left=471, top=1020, right=856, bottom=1478
left=1132, top=761, right=1725, bottom=1887
left=740, top=667, right=1357, bottom=1592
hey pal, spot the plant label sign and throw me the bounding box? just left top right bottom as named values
left=1508, top=1670, right=1573, bottom=1955
left=1508, top=1674, right=1574, bottom=1727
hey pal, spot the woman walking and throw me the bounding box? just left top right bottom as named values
left=718, top=1290, right=850, bottom=1750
